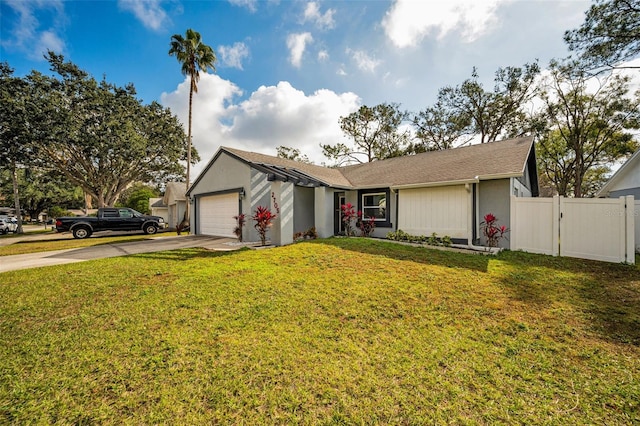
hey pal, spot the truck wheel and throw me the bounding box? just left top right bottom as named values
left=143, top=224, right=158, bottom=235
left=72, top=227, right=92, bottom=239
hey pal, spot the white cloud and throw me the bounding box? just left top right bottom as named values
left=347, top=48, right=381, bottom=73
left=160, top=75, right=361, bottom=176
left=318, top=50, right=329, bottom=61
left=337, top=68, right=347, bottom=76
left=118, top=0, right=169, bottom=31
left=35, top=30, right=65, bottom=56
left=218, top=42, right=250, bottom=70
left=303, top=2, right=335, bottom=30
left=287, top=32, right=313, bottom=68
left=228, top=0, right=257, bottom=13
left=1, top=0, right=67, bottom=59
left=382, top=0, right=507, bottom=48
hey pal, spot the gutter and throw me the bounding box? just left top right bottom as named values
left=391, top=177, right=479, bottom=190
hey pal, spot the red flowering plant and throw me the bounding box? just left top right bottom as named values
left=480, top=213, right=509, bottom=247
left=233, top=213, right=246, bottom=242
left=356, top=211, right=376, bottom=237
left=341, top=203, right=357, bottom=236
left=252, top=206, right=276, bottom=246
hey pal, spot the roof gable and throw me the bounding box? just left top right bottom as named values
left=163, top=182, right=187, bottom=204
left=223, top=147, right=353, bottom=188
left=596, top=149, right=640, bottom=197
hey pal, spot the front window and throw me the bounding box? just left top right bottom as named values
left=362, top=192, right=386, bottom=221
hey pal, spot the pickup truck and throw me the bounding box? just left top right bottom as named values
left=55, top=207, right=166, bottom=239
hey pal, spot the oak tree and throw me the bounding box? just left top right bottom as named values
left=322, top=103, right=410, bottom=165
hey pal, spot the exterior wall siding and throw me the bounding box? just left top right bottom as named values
left=397, top=186, right=468, bottom=239
left=610, top=188, right=640, bottom=199
left=189, top=152, right=252, bottom=239
left=478, top=179, right=511, bottom=249
left=294, top=187, right=315, bottom=234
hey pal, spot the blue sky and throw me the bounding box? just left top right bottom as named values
left=1, top=0, right=598, bottom=175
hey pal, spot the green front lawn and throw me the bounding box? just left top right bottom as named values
left=1, top=238, right=639, bottom=424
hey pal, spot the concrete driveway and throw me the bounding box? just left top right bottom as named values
left=0, top=234, right=240, bottom=273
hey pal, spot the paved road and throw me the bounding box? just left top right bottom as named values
left=0, top=235, right=240, bottom=273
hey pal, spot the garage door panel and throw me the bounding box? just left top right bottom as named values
left=198, top=193, right=238, bottom=237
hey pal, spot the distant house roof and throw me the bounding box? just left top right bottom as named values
left=189, top=136, right=537, bottom=194
left=163, top=182, right=187, bottom=205
left=596, top=148, right=640, bottom=197
left=150, top=198, right=167, bottom=208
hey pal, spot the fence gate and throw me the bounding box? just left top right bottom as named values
left=510, top=195, right=635, bottom=264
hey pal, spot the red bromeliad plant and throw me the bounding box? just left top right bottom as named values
left=341, top=203, right=357, bottom=236
left=252, top=206, right=276, bottom=246
left=480, top=213, right=509, bottom=247
left=357, top=211, right=376, bottom=237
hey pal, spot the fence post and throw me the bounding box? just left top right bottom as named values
left=626, top=195, right=635, bottom=264
left=553, top=195, right=560, bottom=257
left=510, top=195, right=517, bottom=250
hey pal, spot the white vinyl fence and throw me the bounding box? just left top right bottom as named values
left=510, top=195, right=635, bottom=264
left=636, top=201, right=640, bottom=255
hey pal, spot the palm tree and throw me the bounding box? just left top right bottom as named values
left=168, top=29, right=216, bottom=217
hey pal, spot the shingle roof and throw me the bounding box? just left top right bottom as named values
left=223, top=147, right=353, bottom=188
left=150, top=198, right=166, bottom=208
left=341, top=136, right=535, bottom=188
left=212, top=136, right=534, bottom=190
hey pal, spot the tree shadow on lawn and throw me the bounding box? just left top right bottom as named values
left=127, top=247, right=248, bottom=263
left=317, top=238, right=640, bottom=345
left=314, top=237, right=491, bottom=272
left=491, top=250, right=640, bottom=346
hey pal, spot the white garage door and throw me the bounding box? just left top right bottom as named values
left=398, top=185, right=469, bottom=239
left=198, top=192, right=239, bottom=237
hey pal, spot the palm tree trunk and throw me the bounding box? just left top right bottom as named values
left=11, top=161, right=23, bottom=234
left=185, top=79, right=194, bottom=221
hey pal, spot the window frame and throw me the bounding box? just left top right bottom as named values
left=357, top=188, right=392, bottom=228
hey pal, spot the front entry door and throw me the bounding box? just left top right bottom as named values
left=333, top=193, right=345, bottom=235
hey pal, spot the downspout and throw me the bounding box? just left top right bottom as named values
left=394, top=189, right=399, bottom=231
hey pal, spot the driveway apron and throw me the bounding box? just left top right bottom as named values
left=0, top=236, right=236, bottom=273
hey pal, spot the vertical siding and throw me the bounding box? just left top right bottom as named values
left=398, top=186, right=468, bottom=238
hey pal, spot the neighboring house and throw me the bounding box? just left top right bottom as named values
left=596, top=149, right=640, bottom=253
left=164, top=182, right=187, bottom=230
left=149, top=197, right=169, bottom=224
left=596, top=149, right=640, bottom=199
left=186, top=136, right=539, bottom=248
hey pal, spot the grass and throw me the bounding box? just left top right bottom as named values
left=0, top=231, right=181, bottom=256
left=1, top=238, right=639, bottom=424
